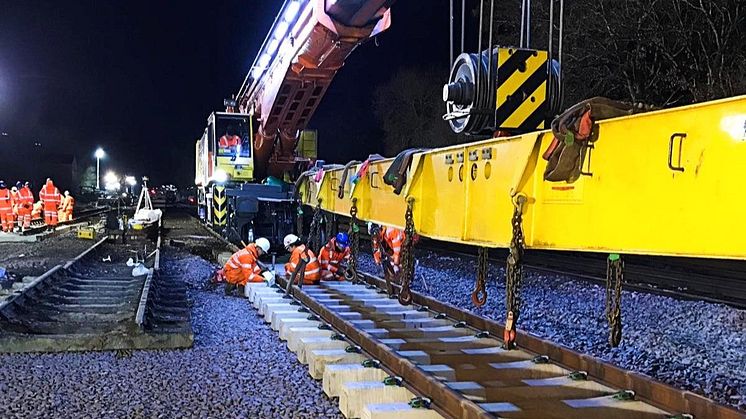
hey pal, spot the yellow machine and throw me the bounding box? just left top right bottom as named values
left=77, top=226, right=96, bottom=240
left=300, top=95, right=746, bottom=260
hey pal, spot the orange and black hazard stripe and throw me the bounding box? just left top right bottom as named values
left=495, top=48, right=549, bottom=132
left=212, top=185, right=227, bottom=227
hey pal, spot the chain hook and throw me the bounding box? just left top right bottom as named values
left=399, top=197, right=416, bottom=305
left=471, top=247, right=489, bottom=306
left=504, top=192, right=527, bottom=350
left=348, top=198, right=360, bottom=283
left=606, top=253, right=623, bottom=347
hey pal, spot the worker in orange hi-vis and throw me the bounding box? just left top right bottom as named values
left=223, top=237, right=272, bottom=297
left=31, top=201, right=43, bottom=222
left=38, top=178, right=61, bottom=228
left=318, top=232, right=351, bottom=281
left=59, top=190, right=75, bottom=222
left=16, top=182, right=35, bottom=231
left=0, top=181, right=14, bottom=233
left=10, top=184, right=21, bottom=232
left=370, top=223, right=405, bottom=275
left=283, top=234, right=321, bottom=285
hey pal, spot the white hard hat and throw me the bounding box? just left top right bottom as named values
left=255, top=237, right=270, bottom=253
left=283, top=234, right=299, bottom=248
left=367, top=222, right=379, bottom=235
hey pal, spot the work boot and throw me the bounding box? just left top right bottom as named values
left=224, top=283, right=236, bottom=296
left=237, top=285, right=246, bottom=298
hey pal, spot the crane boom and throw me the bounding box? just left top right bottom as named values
left=236, top=0, right=395, bottom=179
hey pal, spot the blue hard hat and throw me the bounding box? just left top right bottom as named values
left=335, top=232, right=349, bottom=248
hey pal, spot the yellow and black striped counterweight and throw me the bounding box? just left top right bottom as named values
left=495, top=47, right=549, bottom=131
left=212, top=185, right=227, bottom=227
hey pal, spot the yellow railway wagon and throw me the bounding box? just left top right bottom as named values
left=302, top=95, right=746, bottom=260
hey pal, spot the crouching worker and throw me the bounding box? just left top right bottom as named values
left=223, top=237, right=273, bottom=297
left=319, top=232, right=351, bottom=281
left=370, top=223, right=405, bottom=280
left=283, top=234, right=320, bottom=285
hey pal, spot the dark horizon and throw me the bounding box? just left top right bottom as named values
left=0, top=1, right=452, bottom=189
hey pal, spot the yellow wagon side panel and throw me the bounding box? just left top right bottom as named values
left=530, top=95, right=746, bottom=259
left=302, top=95, right=746, bottom=260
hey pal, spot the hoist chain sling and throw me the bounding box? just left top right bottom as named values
left=399, top=198, right=416, bottom=305
left=347, top=198, right=360, bottom=283
left=375, top=230, right=396, bottom=297
left=295, top=193, right=304, bottom=238
left=307, top=199, right=323, bottom=253
left=504, top=194, right=527, bottom=350
left=325, top=212, right=335, bottom=247
left=471, top=247, right=489, bottom=307
left=606, top=254, right=624, bottom=347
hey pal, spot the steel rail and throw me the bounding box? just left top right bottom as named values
left=353, top=272, right=745, bottom=419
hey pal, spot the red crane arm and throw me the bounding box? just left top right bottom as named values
left=236, top=0, right=395, bottom=178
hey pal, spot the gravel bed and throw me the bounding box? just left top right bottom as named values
left=358, top=249, right=746, bottom=412
left=0, top=213, right=343, bottom=418
left=0, top=231, right=95, bottom=286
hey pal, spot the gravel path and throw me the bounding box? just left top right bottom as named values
left=0, top=213, right=343, bottom=418
left=358, top=248, right=746, bottom=412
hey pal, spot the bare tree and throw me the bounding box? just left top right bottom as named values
left=373, top=67, right=465, bottom=155
left=561, top=0, right=746, bottom=106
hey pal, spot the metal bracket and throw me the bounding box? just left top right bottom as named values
left=456, top=152, right=465, bottom=163
left=580, top=144, right=594, bottom=177
left=445, top=154, right=454, bottom=165
left=369, top=170, right=380, bottom=189
left=481, top=147, right=493, bottom=160
left=329, top=174, right=338, bottom=191
left=468, top=150, right=479, bottom=161
left=668, top=133, right=686, bottom=172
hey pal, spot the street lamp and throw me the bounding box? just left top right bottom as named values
left=94, top=148, right=105, bottom=190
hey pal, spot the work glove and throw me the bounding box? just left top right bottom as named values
left=373, top=253, right=381, bottom=265
left=262, top=271, right=274, bottom=283
left=392, top=264, right=400, bottom=274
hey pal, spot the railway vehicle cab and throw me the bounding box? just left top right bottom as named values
left=195, top=112, right=294, bottom=247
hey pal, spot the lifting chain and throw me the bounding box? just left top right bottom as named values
left=504, top=194, right=527, bottom=350
left=471, top=247, right=489, bottom=307
left=606, top=254, right=624, bottom=347
left=295, top=194, right=304, bottom=238
left=399, top=198, right=416, bottom=305
left=325, top=212, right=335, bottom=245
left=306, top=198, right=323, bottom=252
left=348, top=198, right=360, bottom=282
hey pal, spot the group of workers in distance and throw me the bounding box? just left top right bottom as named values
left=0, top=178, right=74, bottom=233
left=221, top=222, right=405, bottom=297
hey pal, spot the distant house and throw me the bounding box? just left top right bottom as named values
left=0, top=148, right=78, bottom=193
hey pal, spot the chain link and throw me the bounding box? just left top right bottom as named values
left=295, top=193, right=304, bottom=238
left=399, top=198, right=416, bottom=305
left=306, top=198, right=322, bottom=252
left=504, top=194, right=526, bottom=350
left=325, top=213, right=335, bottom=246
left=471, top=247, right=489, bottom=306
left=606, top=254, right=624, bottom=347
left=348, top=198, right=360, bottom=282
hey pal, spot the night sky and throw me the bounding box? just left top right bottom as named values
left=0, top=1, right=453, bottom=188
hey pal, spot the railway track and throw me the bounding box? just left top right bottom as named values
left=20, top=205, right=111, bottom=236
left=244, top=271, right=744, bottom=419
left=0, top=224, right=192, bottom=353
